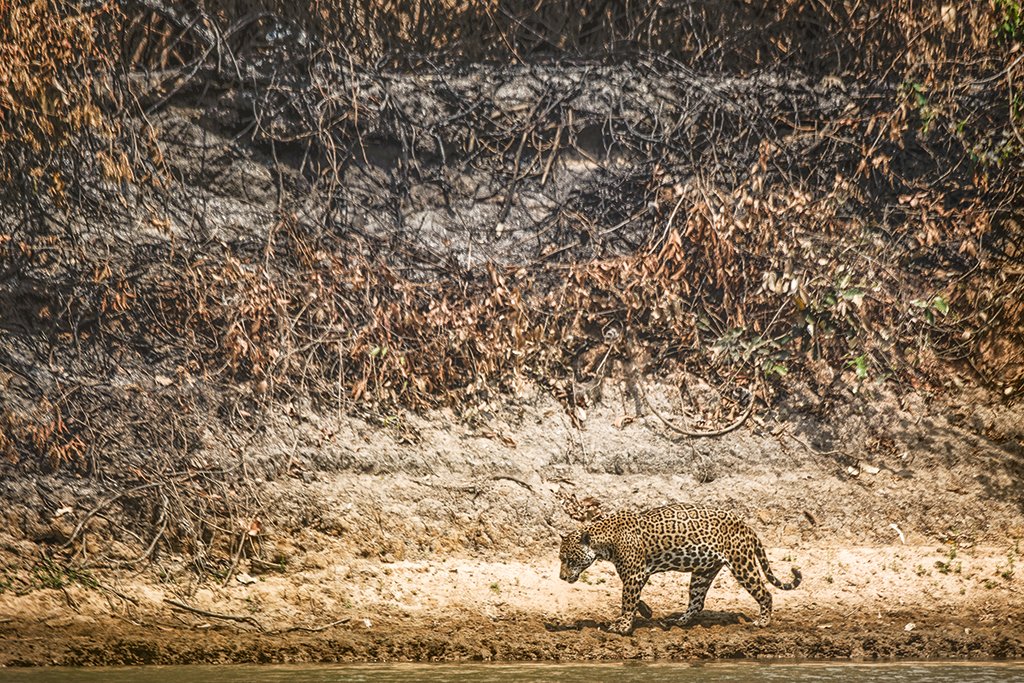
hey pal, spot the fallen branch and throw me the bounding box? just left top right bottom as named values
left=491, top=475, right=533, bottom=491
left=60, top=481, right=164, bottom=551
left=781, top=425, right=846, bottom=458
left=96, top=581, right=140, bottom=605
left=637, top=381, right=753, bottom=438
left=164, top=597, right=264, bottom=631
left=270, top=618, right=351, bottom=634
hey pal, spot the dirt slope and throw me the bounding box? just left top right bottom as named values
left=2, top=382, right=1023, bottom=665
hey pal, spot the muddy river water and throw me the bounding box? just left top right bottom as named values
left=2, top=662, right=1023, bottom=682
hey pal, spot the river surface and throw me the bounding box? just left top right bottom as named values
left=1, top=662, right=1023, bottom=682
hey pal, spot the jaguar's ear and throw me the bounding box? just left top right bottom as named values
left=580, top=531, right=591, bottom=546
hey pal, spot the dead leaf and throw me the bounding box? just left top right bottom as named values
left=236, top=572, right=256, bottom=585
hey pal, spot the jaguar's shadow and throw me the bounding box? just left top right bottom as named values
left=544, top=611, right=745, bottom=633
left=658, top=610, right=745, bottom=629
left=543, top=619, right=604, bottom=632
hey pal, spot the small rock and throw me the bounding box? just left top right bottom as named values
left=235, top=572, right=256, bottom=585
left=904, top=622, right=916, bottom=631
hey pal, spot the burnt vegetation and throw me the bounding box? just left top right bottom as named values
left=1, top=0, right=1022, bottom=574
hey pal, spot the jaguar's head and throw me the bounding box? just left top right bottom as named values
left=558, top=529, right=596, bottom=583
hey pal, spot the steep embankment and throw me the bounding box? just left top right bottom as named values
left=2, top=384, right=1024, bottom=664
left=2, top=1, right=1023, bottom=665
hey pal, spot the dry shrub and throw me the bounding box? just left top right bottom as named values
left=0, top=0, right=1021, bottom=470
left=0, top=400, right=87, bottom=471
left=0, top=0, right=121, bottom=206
left=138, top=0, right=1005, bottom=75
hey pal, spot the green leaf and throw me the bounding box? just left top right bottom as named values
left=849, top=355, right=869, bottom=381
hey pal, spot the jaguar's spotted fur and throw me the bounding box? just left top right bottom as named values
left=559, top=503, right=801, bottom=634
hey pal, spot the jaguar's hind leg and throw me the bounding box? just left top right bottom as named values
left=730, top=560, right=773, bottom=627
left=671, top=562, right=722, bottom=626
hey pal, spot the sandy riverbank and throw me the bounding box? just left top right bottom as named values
left=3, top=543, right=1022, bottom=666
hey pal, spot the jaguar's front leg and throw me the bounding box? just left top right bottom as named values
left=609, top=572, right=648, bottom=635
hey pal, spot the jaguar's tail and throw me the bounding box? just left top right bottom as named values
left=755, top=539, right=802, bottom=590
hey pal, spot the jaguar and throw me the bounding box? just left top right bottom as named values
left=558, top=503, right=801, bottom=634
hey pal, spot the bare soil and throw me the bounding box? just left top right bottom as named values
left=2, top=383, right=1023, bottom=665
left=1, top=546, right=1023, bottom=665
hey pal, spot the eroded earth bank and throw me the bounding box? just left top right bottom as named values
left=3, top=385, right=1024, bottom=665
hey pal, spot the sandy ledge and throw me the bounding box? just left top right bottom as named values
left=2, top=544, right=1023, bottom=666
